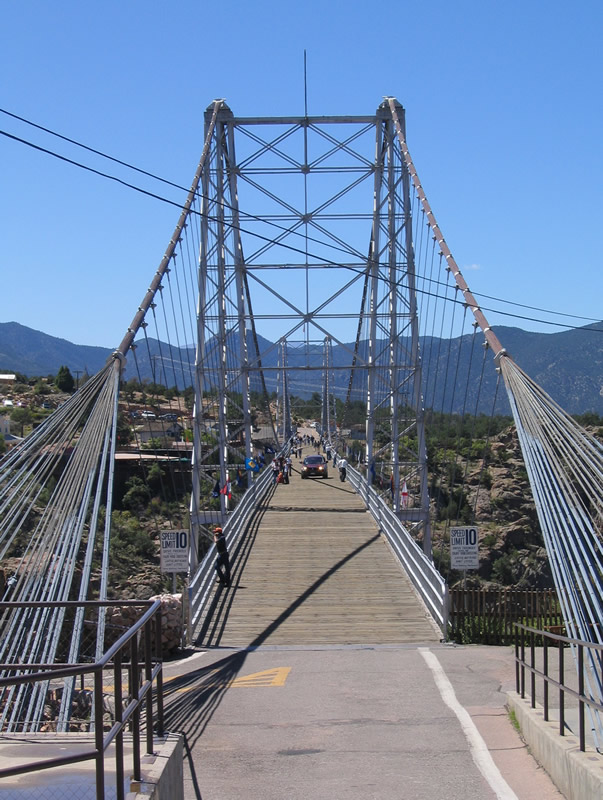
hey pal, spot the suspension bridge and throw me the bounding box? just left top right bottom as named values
left=0, top=97, right=602, bottom=794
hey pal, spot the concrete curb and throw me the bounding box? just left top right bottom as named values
left=507, top=691, right=603, bottom=800
left=128, top=733, right=183, bottom=800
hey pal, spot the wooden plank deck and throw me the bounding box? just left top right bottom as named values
left=196, top=457, right=441, bottom=647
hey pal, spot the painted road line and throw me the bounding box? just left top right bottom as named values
left=167, top=667, right=291, bottom=694
left=419, top=648, right=518, bottom=800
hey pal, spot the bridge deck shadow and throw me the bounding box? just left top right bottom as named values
left=197, top=460, right=441, bottom=647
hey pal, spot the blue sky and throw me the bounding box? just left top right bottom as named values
left=1, top=0, right=601, bottom=348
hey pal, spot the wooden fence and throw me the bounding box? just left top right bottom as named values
left=448, top=588, right=562, bottom=645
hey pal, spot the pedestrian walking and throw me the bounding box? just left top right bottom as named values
left=213, top=527, right=231, bottom=587
left=272, top=460, right=279, bottom=484
left=338, top=457, right=348, bottom=482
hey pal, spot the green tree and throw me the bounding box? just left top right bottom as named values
left=147, top=462, right=165, bottom=494
left=122, top=378, right=139, bottom=402
left=121, top=477, right=151, bottom=512
left=10, top=407, right=33, bottom=436
left=0, top=434, right=6, bottom=455
left=109, top=511, right=157, bottom=569
left=33, top=380, right=51, bottom=396
left=55, top=365, right=75, bottom=393
left=146, top=382, right=166, bottom=397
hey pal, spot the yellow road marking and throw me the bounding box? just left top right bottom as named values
left=170, top=666, right=291, bottom=693
left=103, top=667, right=291, bottom=695
left=231, top=667, right=291, bottom=687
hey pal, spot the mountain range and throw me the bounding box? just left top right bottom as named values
left=0, top=320, right=601, bottom=415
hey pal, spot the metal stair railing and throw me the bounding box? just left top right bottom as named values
left=346, top=463, right=448, bottom=633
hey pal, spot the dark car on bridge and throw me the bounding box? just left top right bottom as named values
left=301, top=454, right=329, bottom=479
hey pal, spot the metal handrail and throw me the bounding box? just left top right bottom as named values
left=514, top=622, right=603, bottom=752
left=0, top=600, right=164, bottom=800
left=346, top=463, right=449, bottom=632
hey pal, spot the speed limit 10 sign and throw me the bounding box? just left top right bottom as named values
left=450, top=526, right=479, bottom=570
left=160, top=530, right=189, bottom=573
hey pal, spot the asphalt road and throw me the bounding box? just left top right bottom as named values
left=163, top=643, right=564, bottom=800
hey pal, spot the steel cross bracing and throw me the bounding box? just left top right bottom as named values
left=190, top=99, right=432, bottom=555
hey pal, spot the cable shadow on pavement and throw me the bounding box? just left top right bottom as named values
left=164, top=532, right=381, bottom=744
left=163, top=648, right=249, bottom=800
left=295, top=477, right=358, bottom=496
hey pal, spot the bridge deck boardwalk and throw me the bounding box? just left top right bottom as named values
left=197, top=459, right=440, bottom=647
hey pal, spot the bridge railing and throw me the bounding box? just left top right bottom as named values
left=0, top=599, right=164, bottom=800
left=514, top=622, right=603, bottom=752
left=346, top=464, right=449, bottom=633
left=187, top=464, right=275, bottom=642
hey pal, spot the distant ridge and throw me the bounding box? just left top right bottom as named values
left=0, top=322, right=112, bottom=377
left=0, top=320, right=601, bottom=414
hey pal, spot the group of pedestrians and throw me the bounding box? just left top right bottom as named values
left=271, top=454, right=293, bottom=484
left=212, top=427, right=353, bottom=588
left=291, top=433, right=318, bottom=457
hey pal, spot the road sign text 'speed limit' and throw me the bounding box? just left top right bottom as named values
left=160, top=530, right=189, bottom=573
left=450, top=526, right=479, bottom=570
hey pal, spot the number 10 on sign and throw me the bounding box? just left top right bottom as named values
left=450, top=526, right=479, bottom=570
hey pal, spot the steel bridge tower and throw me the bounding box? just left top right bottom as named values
left=190, top=98, right=431, bottom=557
left=365, top=100, right=430, bottom=551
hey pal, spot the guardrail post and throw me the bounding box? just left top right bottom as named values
left=559, top=642, right=565, bottom=736
left=186, top=581, right=194, bottom=646
left=520, top=627, right=526, bottom=698
left=114, top=649, right=124, bottom=800
left=442, top=585, right=450, bottom=640
left=530, top=631, right=536, bottom=708
left=515, top=625, right=520, bottom=693
left=130, top=635, right=141, bottom=782
left=145, top=620, right=154, bottom=755
left=543, top=637, right=549, bottom=721
left=578, top=644, right=585, bottom=751
left=94, top=667, right=105, bottom=800
left=155, top=607, right=164, bottom=737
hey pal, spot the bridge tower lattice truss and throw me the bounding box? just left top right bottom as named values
left=190, top=99, right=432, bottom=555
